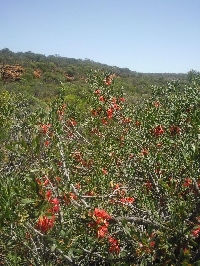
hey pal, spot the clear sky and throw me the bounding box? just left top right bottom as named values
left=1, top=0, right=200, bottom=73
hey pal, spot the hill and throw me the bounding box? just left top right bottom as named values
left=0, top=48, right=188, bottom=105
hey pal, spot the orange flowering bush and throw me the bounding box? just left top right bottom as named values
left=0, top=70, right=199, bottom=265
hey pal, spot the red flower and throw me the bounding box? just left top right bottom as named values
left=99, top=95, right=105, bottom=102
left=63, top=192, right=77, bottom=205
left=93, top=208, right=112, bottom=221
left=50, top=198, right=60, bottom=213
left=102, top=118, right=108, bottom=125
left=119, top=97, right=125, bottom=102
left=67, top=118, right=77, bottom=127
left=43, top=177, right=50, bottom=186
left=39, top=123, right=51, bottom=134
left=135, top=120, right=141, bottom=127
left=35, top=215, right=55, bottom=233
left=120, top=197, right=135, bottom=204
left=149, top=241, right=155, bottom=247
left=97, top=225, right=108, bottom=238
left=91, top=109, right=98, bottom=116
left=191, top=226, right=200, bottom=237
left=44, top=140, right=50, bottom=146
left=57, top=110, right=64, bottom=120
left=108, top=236, right=120, bottom=254
left=152, top=125, right=164, bottom=136
left=112, top=103, right=121, bottom=110
left=153, top=101, right=160, bottom=108
left=45, top=190, right=52, bottom=201
left=94, top=89, right=101, bottom=94
left=183, top=178, right=192, bottom=187
left=141, top=149, right=148, bottom=156
left=69, top=192, right=77, bottom=200
left=107, top=108, right=113, bottom=119
left=123, top=117, right=132, bottom=124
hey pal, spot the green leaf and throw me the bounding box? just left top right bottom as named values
left=51, top=244, right=56, bottom=252
left=60, top=229, right=66, bottom=237
left=21, top=199, right=35, bottom=204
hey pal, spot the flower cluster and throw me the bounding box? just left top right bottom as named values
left=191, top=226, right=200, bottom=238
left=35, top=215, right=55, bottom=234
left=152, top=125, right=164, bottom=136
left=108, top=236, right=120, bottom=254
left=35, top=176, right=61, bottom=233
left=39, top=123, right=51, bottom=135
left=88, top=208, right=120, bottom=253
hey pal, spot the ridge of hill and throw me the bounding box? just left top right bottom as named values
left=0, top=48, right=188, bottom=104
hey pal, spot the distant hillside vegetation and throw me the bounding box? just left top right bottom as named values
left=0, top=48, right=188, bottom=105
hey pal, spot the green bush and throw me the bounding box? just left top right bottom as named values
left=0, top=70, right=199, bottom=265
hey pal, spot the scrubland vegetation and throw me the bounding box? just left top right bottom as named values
left=0, top=49, right=200, bottom=265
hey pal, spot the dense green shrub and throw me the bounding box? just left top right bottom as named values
left=0, top=70, right=199, bottom=265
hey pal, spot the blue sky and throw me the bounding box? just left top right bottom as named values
left=1, top=0, right=200, bottom=73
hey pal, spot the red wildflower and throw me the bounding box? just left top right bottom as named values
left=91, top=109, right=98, bottom=116
left=67, top=118, right=77, bottom=127
left=123, top=117, right=132, bottom=124
left=45, top=190, right=52, bottom=201
left=191, top=226, right=200, bottom=237
left=141, top=149, right=148, bottom=156
left=183, top=178, right=192, bottom=187
left=69, top=192, right=77, bottom=200
left=39, top=123, right=51, bottom=134
left=36, top=177, right=42, bottom=185
left=71, top=151, right=82, bottom=162
left=152, top=125, right=164, bottom=136
left=112, top=103, right=121, bottom=110
left=85, top=191, right=95, bottom=196
left=135, top=120, right=141, bottom=127
left=44, top=140, right=50, bottom=146
left=149, top=241, right=156, bottom=247
left=102, top=118, right=108, bottom=125
left=154, top=101, right=160, bottom=108
left=120, top=197, right=135, bottom=204
left=156, top=143, right=162, bottom=148
left=35, top=215, right=55, bottom=233
left=113, top=183, right=123, bottom=190
left=93, top=208, right=112, bottom=221
left=107, top=108, right=113, bottom=119
left=50, top=198, right=60, bottom=213
left=43, top=177, right=50, bottom=186
left=94, top=89, right=101, bottom=94
left=56, top=176, right=61, bottom=182
left=108, top=236, right=120, bottom=254
left=99, top=95, right=105, bottom=102
left=119, top=97, right=125, bottom=102
left=63, top=192, right=77, bottom=205
left=97, top=225, right=108, bottom=238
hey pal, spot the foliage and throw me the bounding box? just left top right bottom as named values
left=0, top=70, right=200, bottom=265
left=0, top=48, right=189, bottom=105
